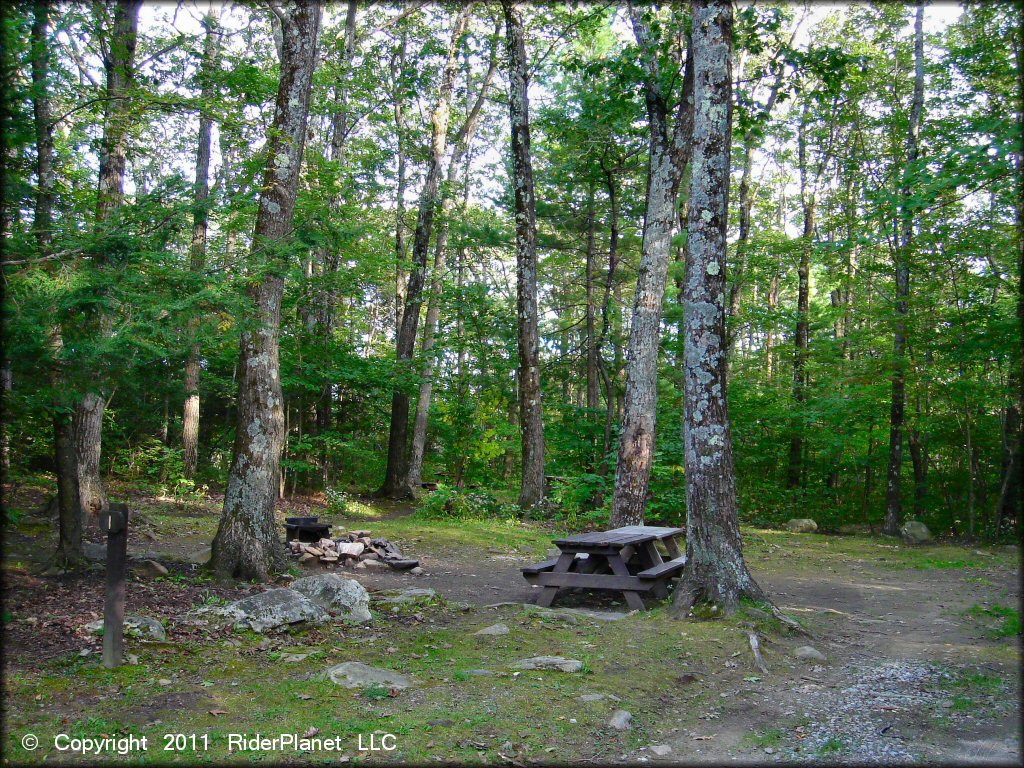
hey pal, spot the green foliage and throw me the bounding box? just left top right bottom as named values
left=414, top=486, right=518, bottom=522
left=324, top=487, right=350, bottom=516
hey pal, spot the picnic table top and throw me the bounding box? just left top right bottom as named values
left=552, top=525, right=683, bottom=549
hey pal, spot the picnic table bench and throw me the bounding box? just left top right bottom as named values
left=522, top=525, right=686, bottom=611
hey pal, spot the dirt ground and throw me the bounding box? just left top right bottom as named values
left=3, top=484, right=1021, bottom=764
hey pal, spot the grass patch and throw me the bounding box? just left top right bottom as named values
left=817, top=737, right=845, bottom=755
left=744, top=727, right=785, bottom=748
left=965, top=604, right=1021, bottom=638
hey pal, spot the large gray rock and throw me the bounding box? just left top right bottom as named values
left=513, top=656, right=583, bottom=673
left=198, top=589, right=329, bottom=632
left=785, top=518, right=818, bottom=533
left=290, top=574, right=371, bottom=623
left=325, top=662, right=413, bottom=690
left=84, top=615, right=166, bottom=641
left=900, top=520, right=932, bottom=544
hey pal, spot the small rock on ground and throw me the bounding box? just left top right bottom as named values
left=84, top=615, right=166, bottom=641
left=649, top=745, right=671, bottom=757
left=794, top=645, right=827, bottom=662
left=474, top=623, right=509, bottom=636
left=513, top=656, right=583, bottom=673
left=324, top=661, right=412, bottom=690
left=608, top=710, right=632, bottom=730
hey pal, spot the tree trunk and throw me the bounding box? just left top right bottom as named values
left=408, top=46, right=496, bottom=490
left=393, top=33, right=408, bottom=338
left=610, top=6, right=694, bottom=527
left=378, top=7, right=470, bottom=499
left=503, top=1, right=545, bottom=510
left=787, top=110, right=813, bottom=490
left=1009, top=1, right=1024, bottom=535
left=598, top=162, right=621, bottom=472
left=908, top=427, right=928, bottom=518
left=182, top=9, right=219, bottom=480
left=585, top=182, right=600, bottom=414
left=73, top=0, right=141, bottom=521
left=32, top=0, right=83, bottom=565
left=211, top=1, right=320, bottom=582
left=672, top=0, right=764, bottom=615
left=883, top=1, right=924, bottom=536
left=726, top=136, right=753, bottom=361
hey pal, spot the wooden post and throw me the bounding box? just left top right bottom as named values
left=101, top=502, right=129, bottom=668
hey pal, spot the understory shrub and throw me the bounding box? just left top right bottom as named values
left=414, top=485, right=518, bottom=521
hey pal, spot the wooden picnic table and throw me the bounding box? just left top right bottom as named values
left=521, top=525, right=686, bottom=611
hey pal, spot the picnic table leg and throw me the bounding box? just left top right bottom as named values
left=664, top=535, right=683, bottom=559
left=536, top=551, right=576, bottom=608
left=605, top=553, right=646, bottom=611
left=638, top=541, right=672, bottom=599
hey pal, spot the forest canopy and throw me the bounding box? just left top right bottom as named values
left=1, top=0, right=1020, bottom=568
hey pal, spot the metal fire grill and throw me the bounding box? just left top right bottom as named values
left=284, top=516, right=331, bottom=543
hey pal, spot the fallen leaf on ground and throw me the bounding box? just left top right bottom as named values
left=208, top=709, right=228, bottom=716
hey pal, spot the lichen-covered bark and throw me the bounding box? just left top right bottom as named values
left=610, top=6, right=694, bottom=527
left=884, top=2, right=925, bottom=536
left=212, top=1, right=320, bottom=582
left=672, top=0, right=764, bottom=615
left=378, top=6, right=470, bottom=499
left=182, top=10, right=219, bottom=480
left=503, top=1, right=545, bottom=510
left=73, top=0, right=141, bottom=522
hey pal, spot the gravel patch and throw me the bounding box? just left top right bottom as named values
left=780, top=659, right=958, bottom=763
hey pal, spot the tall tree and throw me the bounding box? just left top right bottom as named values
left=673, top=0, right=765, bottom=613
left=211, top=1, right=321, bottom=581
left=32, top=0, right=82, bottom=566
left=74, top=0, right=141, bottom=521
left=883, top=2, right=925, bottom=536
left=610, top=3, right=694, bottom=526
left=378, top=5, right=471, bottom=499
left=182, top=8, right=220, bottom=480
left=407, top=39, right=498, bottom=491
left=503, top=0, right=545, bottom=510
